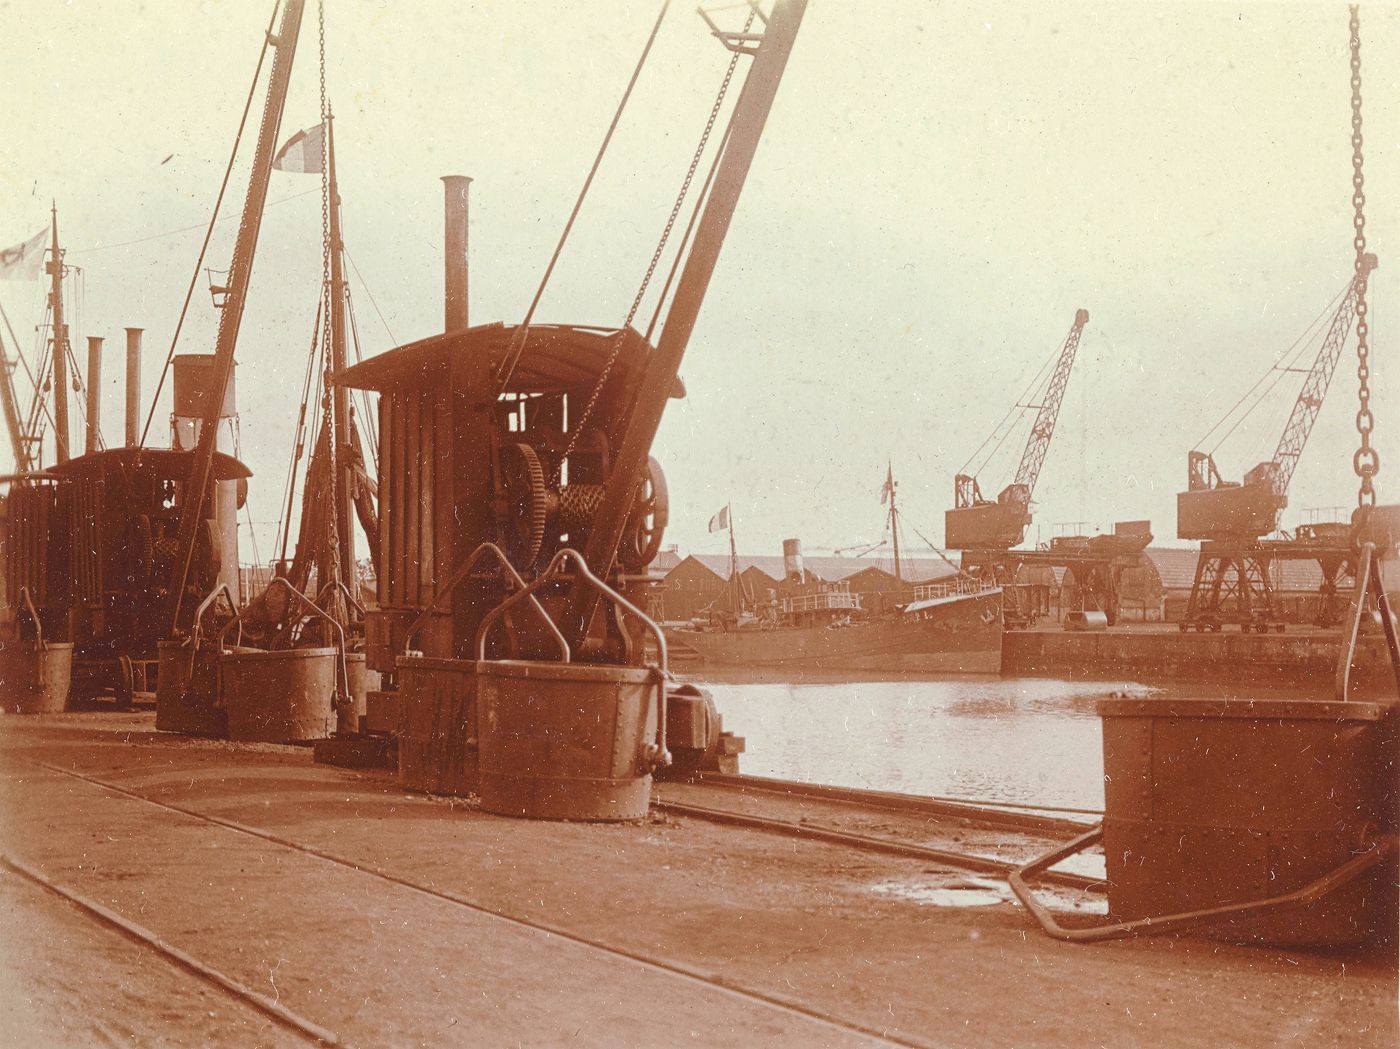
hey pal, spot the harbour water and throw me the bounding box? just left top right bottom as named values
left=689, top=671, right=1154, bottom=811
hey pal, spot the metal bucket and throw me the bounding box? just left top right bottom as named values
left=222, top=647, right=336, bottom=743
left=0, top=640, right=73, bottom=714
left=397, top=657, right=479, bottom=795
left=476, top=659, right=662, bottom=821
left=1098, top=696, right=1398, bottom=946
left=154, top=639, right=228, bottom=737
left=334, top=652, right=381, bottom=735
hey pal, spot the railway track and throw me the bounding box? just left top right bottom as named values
left=13, top=758, right=934, bottom=1049
left=654, top=773, right=1104, bottom=894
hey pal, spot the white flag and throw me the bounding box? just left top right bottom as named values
left=273, top=122, right=325, bottom=174
left=707, top=505, right=730, bottom=533
left=880, top=463, right=896, bottom=505
left=0, top=229, right=45, bottom=281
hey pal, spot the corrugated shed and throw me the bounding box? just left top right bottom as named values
left=1143, top=547, right=1326, bottom=593
left=685, top=553, right=958, bottom=583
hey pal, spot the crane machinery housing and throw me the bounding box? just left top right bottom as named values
left=1177, top=254, right=1377, bottom=632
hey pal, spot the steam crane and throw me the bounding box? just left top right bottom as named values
left=1177, top=253, right=1378, bottom=631
left=946, top=309, right=1089, bottom=553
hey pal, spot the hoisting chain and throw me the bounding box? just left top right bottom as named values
left=1350, top=5, right=1377, bottom=508
left=317, top=0, right=342, bottom=588
left=552, top=8, right=756, bottom=485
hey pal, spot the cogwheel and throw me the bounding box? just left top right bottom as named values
left=505, top=442, right=549, bottom=569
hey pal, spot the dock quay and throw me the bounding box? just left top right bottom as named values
left=1, top=711, right=1394, bottom=1049
left=1002, top=623, right=1397, bottom=691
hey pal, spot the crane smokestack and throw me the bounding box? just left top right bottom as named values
left=442, top=175, right=471, bottom=332
left=85, top=336, right=103, bottom=453
left=125, top=327, right=143, bottom=447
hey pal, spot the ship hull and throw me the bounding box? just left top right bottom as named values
left=670, top=590, right=1003, bottom=673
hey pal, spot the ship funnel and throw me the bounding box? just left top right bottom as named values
left=124, top=328, right=143, bottom=447
left=782, top=538, right=806, bottom=584
left=171, top=353, right=240, bottom=599
left=442, top=175, right=471, bottom=331
left=85, top=336, right=104, bottom=453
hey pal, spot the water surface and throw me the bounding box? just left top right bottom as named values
left=687, top=671, right=1154, bottom=811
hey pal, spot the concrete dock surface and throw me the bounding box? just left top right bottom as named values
left=1, top=712, right=1393, bottom=1049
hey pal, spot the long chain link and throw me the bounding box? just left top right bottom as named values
left=1350, top=5, right=1377, bottom=508
left=317, top=0, right=341, bottom=587
left=552, top=8, right=756, bottom=485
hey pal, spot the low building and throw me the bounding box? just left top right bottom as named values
left=654, top=552, right=959, bottom=623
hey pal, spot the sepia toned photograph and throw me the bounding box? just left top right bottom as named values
left=0, top=1, right=1396, bottom=1045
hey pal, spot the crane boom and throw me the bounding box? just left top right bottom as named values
left=0, top=312, right=31, bottom=474
left=167, top=0, right=306, bottom=629
left=945, top=308, right=1089, bottom=551
left=1012, top=308, right=1089, bottom=499
left=1268, top=252, right=1376, bottom=497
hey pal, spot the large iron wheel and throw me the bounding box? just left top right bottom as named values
left=619, top=457, right=668, bottom=571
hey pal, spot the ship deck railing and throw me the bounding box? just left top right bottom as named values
left=780, top=591, right=862, bottom=615
left=912, top=577, right=994, bottom=602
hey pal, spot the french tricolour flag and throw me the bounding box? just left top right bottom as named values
left=273, top=122, right=325, bottom=174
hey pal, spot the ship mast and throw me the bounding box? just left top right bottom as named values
left=326, top=105, right=354, bottom=591
left=885, top=461, right=902, bottom=583
left=46, top=205, right=70, bottom=464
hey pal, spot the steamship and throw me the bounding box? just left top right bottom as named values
left=669, top=540, right=1003, bottom=674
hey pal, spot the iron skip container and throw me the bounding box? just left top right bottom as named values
left=477, top=659, right=662, bottom=821
left=1098, top=696, right=1398, bottom=946
left=0, top=640, right=73, bottom=714
left=397, top=657, right=479, bottom=796
left=222, top=647, right=336, bottom=743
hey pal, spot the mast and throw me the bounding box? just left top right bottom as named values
left=326, top=106, right=354, bottom=589
left=0, top=298, right=31, bottom=473
left=46, top=205, right=70, bottom=464
left=728, top=504, right=740, bottom=611
left=167, top=0, right=306, bottom=629
left=888, top=463, right=901, bottom=583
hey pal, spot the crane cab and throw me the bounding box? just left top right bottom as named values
left=945, top=476, right=1031, bottom=550
left=1176, top=451, right=1285, bottom=540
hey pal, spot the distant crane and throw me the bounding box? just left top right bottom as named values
left=1179, top=254, right=1377, bottom=541
left=1177, top=254, right=1377, bottom=631
left=945, top=308, right=1089, bottom=551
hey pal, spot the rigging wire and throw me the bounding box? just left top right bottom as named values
left=552, top=4, right=754, bottom=481
left=136, top=0, right=281, bottom=451
left=493, top=0, right=672, bottom=393
left=1195, top=275, right=1351, bottom=454
left=275, top=295, right=326, bottom=567
left=343, top=246, right=397, bottom=349
left=69, top=189, right=318, bottom=255
left=956, top=336, right=1062, bottom=480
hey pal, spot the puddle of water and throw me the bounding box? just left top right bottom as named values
left=870, top=875, right=1011, bottom=908
left=870, top=874, right=1109, bottom=915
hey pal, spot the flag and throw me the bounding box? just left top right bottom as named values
left=880, top=462, right=896, bottom=505
left=0, top=229, right=45, bottom=281
left=707, top=504, right=730, bottom=533
left=272, top=122, right=325, bottom=174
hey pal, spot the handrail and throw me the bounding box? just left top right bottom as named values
left=475, top=547, right=670, bottom=768
left=1336, top=541, right=1400, bottom=701
left=189, top=583, right=240, bottom=651
left=14, top=587, right=45, bottom=691
left=402, top=541, right=568, bottom=663
left=1008, top=827, right=1396, bottom=943
left=315, top=579, right=366, bottom=623
left=16, top=586, right=44, bottom=651
left=217, top=577, right=349, bottom=705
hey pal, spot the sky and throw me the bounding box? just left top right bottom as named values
left=3, top=0, right=1400, bottom=565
